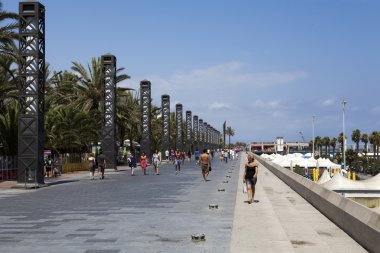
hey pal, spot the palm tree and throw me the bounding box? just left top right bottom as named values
left=71, top=57, right=130, bottom=112
left=0, top=57, right=18, bottom=105
left=120, top=91, right=141, bottom=152
left=361, top=133, right=369, bottom=158
left=226, top=126, right=235, bottom=148
left=330, top=137, right=337, bottom=158
left=0, top=101, right=18, bottom=155
left=0, top=11, right=19, bottom=109
left=321, top=137, right=330, bottom=157
left=338, top=132, right=344, bottom=156
left=314, top=136, right=321, bottom=156
left=369, top=131, right=380, bottom=159
left=351, top=129, right=361, bottom=154
left=45, top=70, right=80, bottom=109
left=45, top=104, right=99, bottom=153
left=0, top=11, right=19, bottom=59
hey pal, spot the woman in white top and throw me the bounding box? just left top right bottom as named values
left=88, top=153, right=96, bottom=180
left=152, top=150, right=160, bottom=175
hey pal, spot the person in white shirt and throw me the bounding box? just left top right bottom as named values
left=152, top=150, right=160, bottom=175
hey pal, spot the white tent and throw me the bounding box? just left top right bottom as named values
left=317, top=170, right=331, bottom=184
left=322, top=172, right=380, bottom=191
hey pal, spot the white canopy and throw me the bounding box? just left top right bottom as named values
left=262, top=154, right=340, bottom=168
left=322, top=172, right=380, bottom=191
left=317, top=170, right=331, bottom=184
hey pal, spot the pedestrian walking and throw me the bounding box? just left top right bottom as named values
left=223, top=150, right=228, bottom=163
left=243, top=152, right=259, bottom=204
left=98, top=151, right=106, bottom=179
left=194, top=148, right=200, bottom=164
left=152, top=150, right=160, bottom=175
left=128, top=152, right=137, bottom=176
left=88, top=153, right=96, bottom=180
left=199, top=149, right=210, bottom=181
left=140, top=152, right=148, bottom=175
left=171, top=149, right=175, bottom=164
left=165, top=150, right=169, bottom=161
left=174, top=149, right=181, bottom=173
left=45, top=155, right=53, bottom=178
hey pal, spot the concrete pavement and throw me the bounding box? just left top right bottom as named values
left=229, top=153, right=368, bottom=253
left=0, top=154, right=369, bottom=252
left=0, top=157, right=240, bottom=252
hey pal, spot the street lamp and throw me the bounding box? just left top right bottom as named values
left=312, top=115, right=316, bottom=158
left=342, top=99, right=347, bottom=171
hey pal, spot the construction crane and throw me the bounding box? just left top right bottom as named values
left=299, top=131, right=305, bottom=142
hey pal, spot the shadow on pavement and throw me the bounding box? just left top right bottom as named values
left=46, top=179, right=79, bottom=186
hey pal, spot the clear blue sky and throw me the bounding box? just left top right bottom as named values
left=3, top=0, right=380, bottom=144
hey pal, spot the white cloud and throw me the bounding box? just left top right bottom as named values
left=118, top=62, right=309, bottom=141
left=163, top=62, right=308, bottom=90
left=208, top=102, right=231, bottom=110
left=253, top=99, right=281, bottom=110
left=321, top=98, right=336, bottom=107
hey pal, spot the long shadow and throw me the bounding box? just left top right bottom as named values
left=46, top=179, right=79, bottom=186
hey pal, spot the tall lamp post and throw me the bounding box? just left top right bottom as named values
left=312, top=115, right=315, bottom=158
left=342, top=100, right=347, bottom=171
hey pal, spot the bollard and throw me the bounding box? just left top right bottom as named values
left=347, top=171, right=351, bottom=180
left=209, top=204, right=218, bottom=209
left=191, top=233, right=206, bottom=242
left=353, top=172, right=356, bottom=181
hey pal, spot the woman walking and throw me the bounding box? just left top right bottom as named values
left=243, top=152, right=259, bottom=204
left=152, top=150, right=160, bottom=175
left=88, top=153, right=96, bottom=180
left=140, top=152, right=148, bottom=175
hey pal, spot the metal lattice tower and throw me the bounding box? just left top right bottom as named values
left=175, top=104, right=183, bottom=150
left=203, top=122, right=208, bottom=150
left=211, top=127, right=214, bottom=149
left=140, top=80, right=152, bottom=158
left=207, top=125, right=213, bottom=149
left=101, top=54, right=117, bottom=169
left=206, top=124, right=210, bottom=150
left=17, top=1, right=45, bottom=186
left=193, top=115, right=198, bottom=150
left=185, top=111, right=192, bottom=152
left=198, top=119, right=203, bottom=151
left=161, top=94, right=170, bottom=156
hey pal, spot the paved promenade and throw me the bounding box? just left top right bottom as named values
left=0, top=153, right=368, bottom=252
left=229, top=155, right=367, bottom=253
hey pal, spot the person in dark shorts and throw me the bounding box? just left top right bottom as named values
left=45, top=155, right=53, bottom=177
left=199, top=149, right=210, bottom=181
left=128, top=152, right=137, bottom=176
left=243, top=152, right=258, bottom=204
left=98, top=151, right=106, bottom=179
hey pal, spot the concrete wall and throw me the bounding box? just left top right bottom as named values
left=256, top=155, right=380, bottom=253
